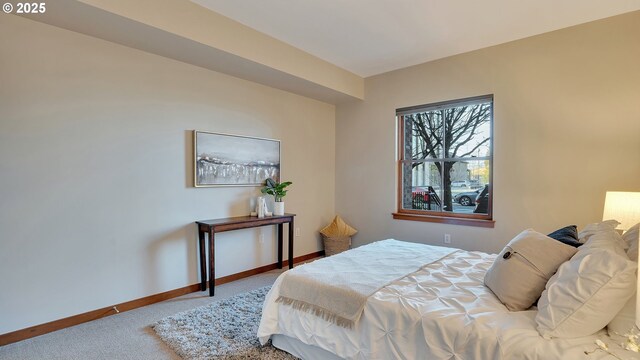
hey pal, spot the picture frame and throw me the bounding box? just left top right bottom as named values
left=193, top=130, right=281, bottom=187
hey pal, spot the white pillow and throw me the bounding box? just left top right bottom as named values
left=624, top=223, right=640, bottom=261
left=536, top=246, right=637, bottom=339
left=607, top=223, right=640, bottom=337
left=608, top=292, right=636, bottom=337
left=484, top=229, right=577, bottom=311
left=578, top=220, right=621, bottom=243
left=581, top=228, right=628, bottom=257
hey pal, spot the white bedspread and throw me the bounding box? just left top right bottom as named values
left=277, top=239, right=456, bottom=327
left=259, top=245, right=638, bottom=360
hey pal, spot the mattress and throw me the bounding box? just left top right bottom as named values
left=259, top=246, right=636, bottom=359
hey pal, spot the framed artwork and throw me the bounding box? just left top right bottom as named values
left=193, top=130, right=281, bottom=187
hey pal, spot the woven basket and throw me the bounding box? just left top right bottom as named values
left=322, top=235, right=351, bottom=256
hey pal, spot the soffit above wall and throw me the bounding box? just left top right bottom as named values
left=16, top=0, right=364, bottom=104
left=195, top=0, right=640, bottom=77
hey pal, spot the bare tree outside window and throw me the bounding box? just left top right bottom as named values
left=397, top=95, right=493, bottom=220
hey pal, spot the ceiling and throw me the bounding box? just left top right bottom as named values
left=193, top=0, right=640, bottom=77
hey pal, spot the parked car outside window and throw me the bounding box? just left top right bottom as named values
left=453, top=188, right=482, bottom=206
left=451, top=180, right=469, bottom=188
left=474, top=185, right=490, bottom=214
left=451, top=180, right=483, bottom=189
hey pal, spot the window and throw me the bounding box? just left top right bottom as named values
left=394, top=95, right=494, bottom=227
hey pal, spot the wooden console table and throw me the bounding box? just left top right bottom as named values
left=196, top=213, right=295, bottom=296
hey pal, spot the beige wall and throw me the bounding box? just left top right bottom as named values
left=0, top=15, right=335, bottom=334
left=335, top=11, right=640, bottom=254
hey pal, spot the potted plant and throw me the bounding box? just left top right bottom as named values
left=261, top=178, right=292, bottom=216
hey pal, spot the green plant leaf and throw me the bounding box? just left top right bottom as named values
left=260, top=178, right=291, bottom=200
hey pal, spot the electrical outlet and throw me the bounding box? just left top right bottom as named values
left=444, top=234, right=451, bottom=244
left=295, top=227, right=301, bottom=237
left=259, top=234, right=265, bottom=244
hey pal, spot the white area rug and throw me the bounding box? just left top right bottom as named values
left=153, top=286, right=296, bottom=360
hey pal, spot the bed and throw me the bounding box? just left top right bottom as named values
left=258, top=237, right=638, bottom=360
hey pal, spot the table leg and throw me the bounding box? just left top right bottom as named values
left=277, top=223, right=283, bottom=269
left=198, top=229, right=206, bottom=291
left=209, top=229, right=215, bottom=297
left=288, top=218, right=294, bottom=269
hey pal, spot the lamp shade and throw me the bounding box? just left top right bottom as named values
left=602, top=191, right=640, bottom=231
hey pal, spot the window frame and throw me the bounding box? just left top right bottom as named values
left=393, top=95, right=495, bottom=228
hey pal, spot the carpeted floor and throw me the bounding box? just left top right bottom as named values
left=0, top=270, right=283, bottom=360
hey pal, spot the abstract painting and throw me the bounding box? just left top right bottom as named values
left=194, top=131, right=280, bottom=187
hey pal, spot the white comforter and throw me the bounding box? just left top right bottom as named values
left=259, top=245, right=636, bottom=360
left=277, top=239, right=455, bottom=328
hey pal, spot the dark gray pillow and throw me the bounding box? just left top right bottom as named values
left=548, top=225, right=581, bottom=247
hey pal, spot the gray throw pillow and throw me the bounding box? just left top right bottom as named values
left=484, top=229, right=578, bottom=311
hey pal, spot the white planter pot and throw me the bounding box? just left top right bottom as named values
left=274, top=201, right=285, bottom=216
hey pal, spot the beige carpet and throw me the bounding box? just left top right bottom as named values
left=0, top=271, right=282, bottom=360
